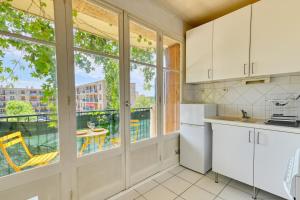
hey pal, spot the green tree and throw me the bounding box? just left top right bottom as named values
left=133, top=95, right=155, bottom=108
left=5, top=100, right=35, bottom=116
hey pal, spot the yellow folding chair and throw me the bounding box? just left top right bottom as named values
left=110, top=119, right=140, bottom=145
left=130, top=119, right=140, bottom=143
left=0, top=131, right=58, bottom=172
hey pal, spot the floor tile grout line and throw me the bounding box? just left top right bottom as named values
left=133, top=166, right=185, bottom=200
left=158, top=167, right=199, bottom=199
left=175, top=174, right=206, bottom=199
left=152, top=171, right=176, bottom=185
left=159, top=179, right=186, bottom=198
left=214, top=178, right=233, bottom=200
left=174, top=173, right=205, bottom=185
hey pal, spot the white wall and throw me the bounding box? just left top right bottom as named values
left=103, top=0, right=191, bottom=40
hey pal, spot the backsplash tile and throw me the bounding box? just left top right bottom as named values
left=183, top=75, right=300, bottom=119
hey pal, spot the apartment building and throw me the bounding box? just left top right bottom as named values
left=0, top=81, right=137, bottom=115
left=76, top=80, right=107, bottom=112
left=76, top=80, right=137, bottom=112
left=0, top=87, right=49, bottom=115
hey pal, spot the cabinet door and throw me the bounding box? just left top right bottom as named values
left=212, top=124, right=254, bottom=186
left=213, top=6, right=251, bottom=80
left=254, top=129, right=300, bottom=199
left=186, top=22, right=213, bottom=83
left=251, top=0, right=300, bottom=76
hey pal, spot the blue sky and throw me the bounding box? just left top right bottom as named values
left=1, top=47, right=156, bottom=97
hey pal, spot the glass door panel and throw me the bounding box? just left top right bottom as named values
left=0, top=0, right=59, bottom=177
left=129, top=20, right=157, bottom=143
left=72, top=1, right=121, bottom=156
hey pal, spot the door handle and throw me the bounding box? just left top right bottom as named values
left=244, top=64, right=247, bottom=75
left=251, top=62, right=254, bottom=74
left=208, top=69, right=210, bottom=79
left=125, top=100, right=130, bottom=107
left=208, top=69, right=213, bottom=79
left=257, top=132, right=260, bottom=144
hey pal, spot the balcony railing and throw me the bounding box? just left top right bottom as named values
left=0, top=108, right=151, bottom=177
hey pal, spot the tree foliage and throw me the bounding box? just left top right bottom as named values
left=0, top=0, right=155, bottom=116
left=5, top=100, right=35, bottom=116
left=133, top=95, right=155, bottom=109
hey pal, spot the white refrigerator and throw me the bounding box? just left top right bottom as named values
left=180, top=104, right=217, bottom=174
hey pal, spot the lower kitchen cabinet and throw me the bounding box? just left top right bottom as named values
left=254, top=129, right=300, bottom=199
left=212, top=124, right=254, bottom=186
left=212, top=123, right=300, bottom=199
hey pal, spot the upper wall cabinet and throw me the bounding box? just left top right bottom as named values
left=213, top=5, right=251, bottom=81
left=186, top=21, right=213, bottom=83
left=251, top=0, right=300, bottom=76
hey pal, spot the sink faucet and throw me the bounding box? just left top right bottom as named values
left=241, top=109, right=250, bottom=119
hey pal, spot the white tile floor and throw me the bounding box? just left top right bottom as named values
left=108, top=165, right=286, bottom=200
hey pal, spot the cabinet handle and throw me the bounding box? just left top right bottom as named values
left=248, top=131, right=251, bottom=143
left=251, top=62, right=254, bottom=74
left=257, top=132, right=260, bottom=144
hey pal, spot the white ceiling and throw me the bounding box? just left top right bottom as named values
left=154, top=0, right=259, bottom=27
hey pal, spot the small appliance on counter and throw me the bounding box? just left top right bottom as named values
left=284, top=148, right=300, bottom=200
left=180, top=104, right=216, bottom=174
left=265, top=93, right=300, bottom=127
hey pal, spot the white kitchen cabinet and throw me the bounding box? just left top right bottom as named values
left=251, top=0, right=300, bottom=76
left=254, top=129, right=300, bottom=199
left=212, top=124, right=254, bottom=186
left=213, top=6, right=251, bottom=80
left=186, top=21, right=213, bottom=83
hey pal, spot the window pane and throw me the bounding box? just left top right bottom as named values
left=72, top=1, right=121, bottom=156
left=163, top=36, right=181, bottom=70
left=130, top=64, right=157, bottom=142
left=0, top=0, right=59, bottom=177
left=75, top=52, right=120, bottom=155
left=0, top=0, right=55, bottom=42
left=130, top=21, right=156, bottom=65
left=72, top=0, right=119, bottom=56
left=163, top=70, right=180, bottom=135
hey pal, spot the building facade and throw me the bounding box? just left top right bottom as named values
left=0, top=81, right=137, bottom=115
left=0, top=87, right=49, bottom=115
left=76, top=80, right=107, bottom=112
left=76, top=81, right=137, bottom=112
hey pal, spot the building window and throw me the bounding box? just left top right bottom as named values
left=163, top=36, right=181, bottom=135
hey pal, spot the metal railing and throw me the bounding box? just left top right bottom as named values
left=0, top=108, right=151, bottom=177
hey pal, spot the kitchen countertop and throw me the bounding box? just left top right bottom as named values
left=204, top=116, right=300, bottom=134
